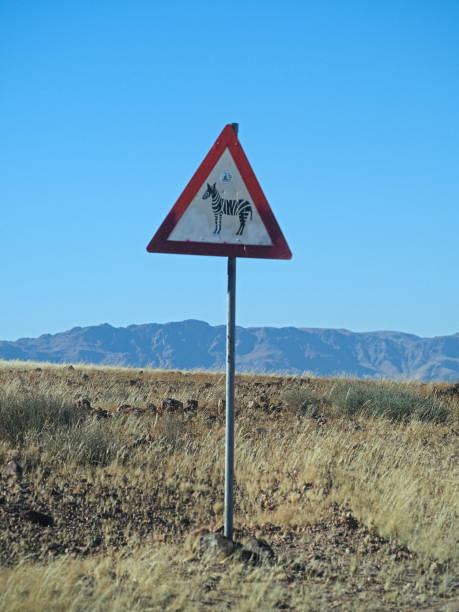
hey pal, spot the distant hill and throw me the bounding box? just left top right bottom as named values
left=1, top=320, right=459, bottom=381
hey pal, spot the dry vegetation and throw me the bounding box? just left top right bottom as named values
left=0, top=360, right=458, bottom=611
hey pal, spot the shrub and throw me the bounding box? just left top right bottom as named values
left=0, top=390, right=124, bottom=466
left=281, top=387, right=321, bottom=417
left=41, top=417, right=122, bottom=467
left=0, top=391, right=85, bottom=445
left=332, top=382, right=449, bottom=423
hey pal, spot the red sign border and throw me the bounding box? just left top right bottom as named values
left=146, top=124, right=292, bottom=259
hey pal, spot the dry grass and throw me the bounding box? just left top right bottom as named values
left=0, top=361, right=458, bottom=611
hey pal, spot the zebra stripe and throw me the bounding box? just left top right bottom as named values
left=202, top=183, right=253, bottom=236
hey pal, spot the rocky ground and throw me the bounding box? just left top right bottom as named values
left=0, top=362, right=458, bottom=610
left=2, top=466, right=452, bottom=610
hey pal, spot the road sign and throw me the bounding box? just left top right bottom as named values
left=147, top=124, right=291, bottom=259
left=146, top=124, right=291, bottom=542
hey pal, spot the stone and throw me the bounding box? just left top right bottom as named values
left=444, top=382, right=459, bottom=397
left=302, top=403, right=319, bottom=418
left=118, top=405, right=145, bottom=416
left=94, top=409, right=110, bottom=419
left=117, top=404, right=132, bottom=413
left=185, top=399, right=198, bottom=411
left=162, top=398, right=183, bottom=411
left=90, top=535, right=103, bottom=548
left=243, top=537, right=275, bottom=562
left=199, top=533, right=241, bottom=559
left=22, top=510, right=54, bottom=527
left=4, top=460, right=23, bottom=481
left=198, top=534, right=274, bottom=565
left=77, top=397, right=91, bottom=410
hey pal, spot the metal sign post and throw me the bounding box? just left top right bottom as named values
left=225, top=257, right=237, bottom=540
left=224, top=124, right=238, bottom=541
left=224, top=123, right=238, bottom=541
left=146, top=122, right=291, bottom=543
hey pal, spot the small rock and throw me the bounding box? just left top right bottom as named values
left=22, top=510, right=54, bottom=527
left=118, top=405, right=145, bottom=416
left=90, top=536, right=103, bottom=548
left=247, top=400, right=259, bottom=409
left=340, top=512, right=359, bottom=530
left=117, top=404, right=132, bottom=413
left=77, top=397, right=92, bottom=410
left=66, top=365, right=75, bottom=371
left=243, top=537, right=275, bottom=562
left=162, top=398, right=183, bottom=411
left=94, top=409, right=110, bottom=419
left=303, top=403, right=320, bottom=418
left=199, top=533, right=241, bottom=559
left=444, top=382, right=459, bottom=397
left=4, top=460, right=23, bottom=481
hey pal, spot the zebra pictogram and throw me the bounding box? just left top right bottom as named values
left=202, top=182, right=253, bottom=235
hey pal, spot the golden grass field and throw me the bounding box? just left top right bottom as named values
left=0, top=360, right=458, bottom=611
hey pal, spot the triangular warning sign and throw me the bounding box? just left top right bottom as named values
left=146, top=124, right=292, bottom=259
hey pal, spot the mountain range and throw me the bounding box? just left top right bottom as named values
left=1, top=320, right=459, bottom=381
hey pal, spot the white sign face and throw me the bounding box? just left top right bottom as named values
left=168, top=149, right=273, bottom=246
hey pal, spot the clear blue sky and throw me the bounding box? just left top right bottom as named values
left=1, top=1, right=458, bottom=341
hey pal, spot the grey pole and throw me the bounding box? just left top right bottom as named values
left=225, top=255, right=236, bottom=540
left=224, top=123, right=238, bottom=541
